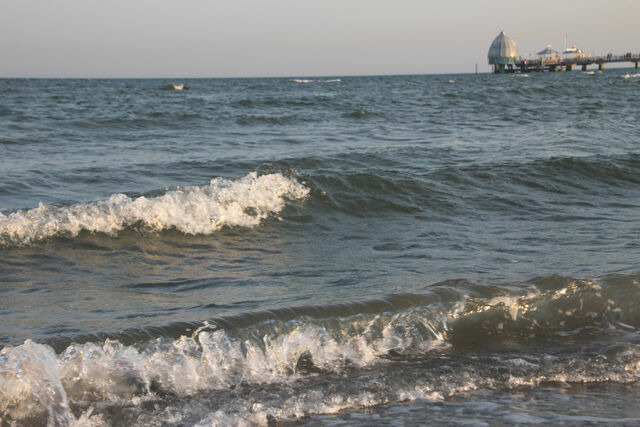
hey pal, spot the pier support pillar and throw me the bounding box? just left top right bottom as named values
left=598, top=63, right=605, bottom=71
left=582, top=64, right=588, bottom=71
left=566, top=64, right=573, bottom=72
left=636, top=62, right=639, bottom=69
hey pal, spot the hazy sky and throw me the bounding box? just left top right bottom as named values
left=1, top=0, right=639, bottom=78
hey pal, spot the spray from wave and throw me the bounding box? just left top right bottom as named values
left=0, top=172, right=309, bottom=246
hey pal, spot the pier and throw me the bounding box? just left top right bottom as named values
left=488, top=31, right=639, bottom=74
left=513, top=53, right=640, bottom=73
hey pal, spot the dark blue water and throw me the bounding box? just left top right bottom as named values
left=1, top=72, right=640, bottom=426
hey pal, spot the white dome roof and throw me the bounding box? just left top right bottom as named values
left=488, top=31, right=517, bottom=64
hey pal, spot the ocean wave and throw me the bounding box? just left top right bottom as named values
left=2, top=275, right=640, bottom=424
left=342, top=109, right=383, bottom=119
left=1, top=305, right=450, bottom=425
left=160, top=83, right=189, bottom=91
left=302, top=152, right=640, bottom=218
left=232, top=94, right=334, bottom=109
left=290, top=78, right=340, bottom=84
left=308, top=171, right=431, bottom=216
left=235, top=114, right=315, bottom=126
left=505, top=154, right=640, bottom=190
left=448, top=275, right=640, bottom=346
left=0, top=137, right=19, bottom=145
left=0, top=172, right=309, bottom=247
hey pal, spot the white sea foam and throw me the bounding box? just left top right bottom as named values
left=197, top=389, right=408, bottom=426
left=622, top=73, right=640, bottom=79
left=0, top=172, right=309, bottom=246
left=291, top=79, right=313, bottom=83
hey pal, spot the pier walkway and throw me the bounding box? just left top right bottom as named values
left=505, top=53, right=640, bottom=73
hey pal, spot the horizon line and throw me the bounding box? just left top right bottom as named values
left=0, top=70, right=492, bottom=80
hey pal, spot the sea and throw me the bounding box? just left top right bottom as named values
left=1, top=70, right=640, bottom=426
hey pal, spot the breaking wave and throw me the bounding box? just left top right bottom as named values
left=0, top=172, right=309, bottom=247
left=2, top=275, right=640, bottom=425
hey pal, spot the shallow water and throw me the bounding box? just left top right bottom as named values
left=1, top=72, right=639, bottom=425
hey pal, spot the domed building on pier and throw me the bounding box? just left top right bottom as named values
left=488, top=31, right=518, bottom=73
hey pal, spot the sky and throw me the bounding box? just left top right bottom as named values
left=1, top=0, right=639, bottom=78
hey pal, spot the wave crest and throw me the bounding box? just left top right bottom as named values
left=0, top=172, right=309, bottom=246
